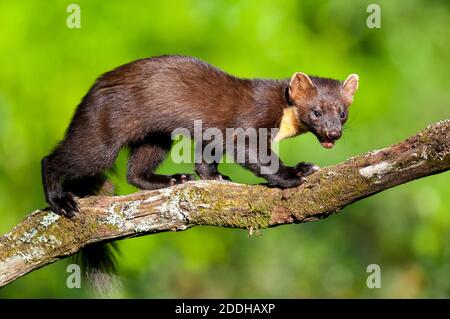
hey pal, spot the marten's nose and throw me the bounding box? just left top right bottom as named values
left=327, top=129, right=342, bottom=139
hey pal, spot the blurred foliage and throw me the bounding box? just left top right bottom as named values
left=0, top=0, right=449, bottom=298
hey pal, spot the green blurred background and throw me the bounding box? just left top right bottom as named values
left=0, top=0, right=449, bottom=298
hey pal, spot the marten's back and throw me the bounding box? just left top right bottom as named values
left=66, top=55, right=259, bottom=147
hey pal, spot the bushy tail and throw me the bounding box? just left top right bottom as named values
left=66, top=174, right=123, bottom=297
left=74, top=242, right=123, bottom=297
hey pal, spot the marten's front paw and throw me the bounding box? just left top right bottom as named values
left=267, top=176, right=305, bottom=188
left=294, top=162, right=320, bottom=177
left=169, top=174, right=196, bottom=185
left=49, top=192, right=80, bottom=217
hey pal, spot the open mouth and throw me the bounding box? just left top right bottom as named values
left=319, top=138, right=335, bottom=149
left=310, top=128, right=337, bottom=149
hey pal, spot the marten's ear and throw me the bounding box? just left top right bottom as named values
left=342, top=74, right=359, bottom=104
left=289, top=72, right=317, bottom=101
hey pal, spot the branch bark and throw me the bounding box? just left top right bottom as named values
left=1, top=120, right=449, bottom=288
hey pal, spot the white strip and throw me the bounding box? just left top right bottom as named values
left=359, top=161, right=393, bottom=179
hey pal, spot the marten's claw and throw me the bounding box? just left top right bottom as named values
left=295, top=162, right=320, bottom=177
left=49, top=192, right=80, bottom=217
left=217, top=174, right=231, bottom=181
left=170, top=174, right=196, bottom=185
left=180, top=174, right=196, bottom=182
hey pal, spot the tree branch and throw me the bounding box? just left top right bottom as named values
left=1, top=120, right=449, bottom=288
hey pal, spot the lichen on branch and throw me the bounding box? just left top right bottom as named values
left=0, top=119, right=449, bottom=288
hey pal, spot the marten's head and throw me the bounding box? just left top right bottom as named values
left=287, top=72, right=359, bottom=148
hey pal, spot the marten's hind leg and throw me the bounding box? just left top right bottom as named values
left=127, top=138, right=195, bottom=190
left=194, top=143, right=230, bottom=181
left=42, top=138, right=120, bottom=216
left=195, top=162, right=230, bottom=181
left=42, top=155, right=80, bottom=216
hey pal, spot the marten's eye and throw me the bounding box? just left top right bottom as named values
left=313, top=110, right=322, bottom=117
left=340, top=110, right=347, bottom=119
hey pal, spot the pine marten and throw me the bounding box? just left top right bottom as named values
left=42, top=55, right=359, bottom=217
